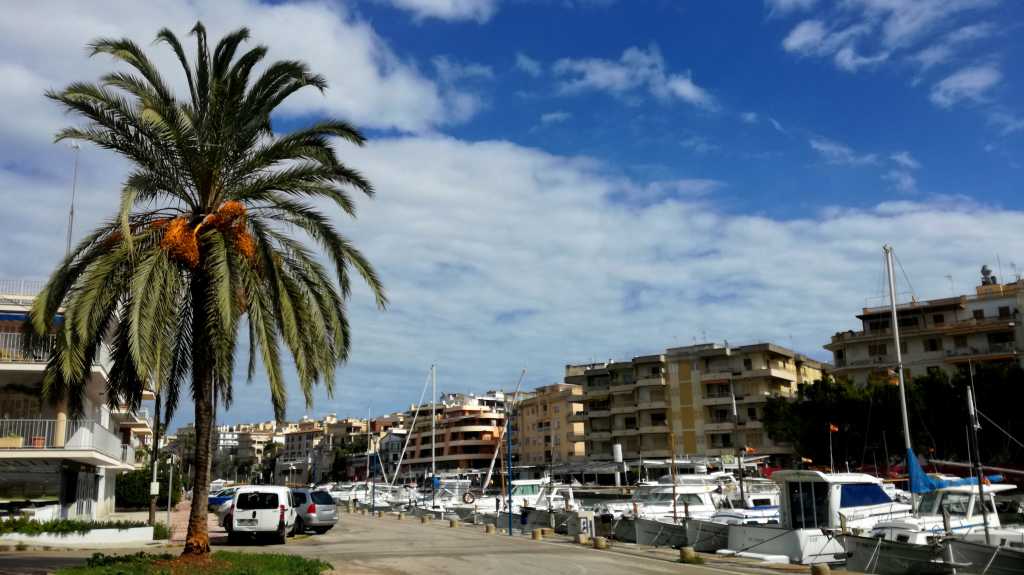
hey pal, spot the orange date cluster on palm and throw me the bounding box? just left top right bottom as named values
left=158, top=200, right=256, bottom=268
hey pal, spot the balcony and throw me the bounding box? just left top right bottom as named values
left=0, top=419, right=135, bottom=469
left=635, top=377, right=664, bottom=387
left=636, top=400, right=666, bottom=410
left=0, top=280, right=44, bottom=305
left=703, top=421, right=735, bottom=432
left=702, top=393, right=733, bottom=406
left=587, top=409, right=611, bottom=418
left=0, top=332, right=113, bottom=375
left=944, top=342, right=1017, bottom=364
left=590, top=430, right=612, bottom=440
left=611, top=428, right=639, bottom=436
left=610, top=404, right=636, bottom=414
left=606, top=380, right=630, bottom=392
left=638, top=424, right=669, bottom=434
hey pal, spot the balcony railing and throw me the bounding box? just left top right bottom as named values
left=0, top=332, right=55, bottom=364
left=946, top=342, right=1017, bottom=358
left=0, top=280, right=46, bottom=298
left=0, top=419, right=131, bottom=463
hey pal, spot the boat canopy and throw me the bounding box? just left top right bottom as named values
left=907, top=448, right=1003, bottom=494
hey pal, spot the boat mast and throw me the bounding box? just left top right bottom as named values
left=431, top=364, right=437, bottom=508
left=884, top=245, right=913, bottom=454
left=966, top=366, right=992, bottom=544
left=481, top=369, right=526, bottom=493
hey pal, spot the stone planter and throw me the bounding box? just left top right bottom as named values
left=0, top=526, right=154, bottom=547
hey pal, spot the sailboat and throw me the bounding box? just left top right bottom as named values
left=836, top=246, right=1024, bottom=575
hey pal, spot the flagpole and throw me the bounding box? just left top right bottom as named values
left=829, top=427, right=834, bottom=474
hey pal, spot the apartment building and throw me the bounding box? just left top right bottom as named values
left=275, top=417, right=328, bottom=485
left=826, top=268, right=1023, bottom=385
left=665, top=343, right=824, bottom=462
left=514, top=383, right=585, bottom=466
left=0, top=279, right=143, bottom=519
left=570, top=342, right=824, bottom=466
left=569, top=355, right=672, bottom=462
left=399, top=391, right=507, bottom=480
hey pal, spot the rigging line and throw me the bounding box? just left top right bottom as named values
left=977, top=409, right=1024, bottom=450
left=389, top=366, right=433, bottom=488
left=893, top=252, right=917, bottom=301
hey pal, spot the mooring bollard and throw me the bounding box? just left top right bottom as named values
left=680, top=547, right=698, bottom=563
left=575, top=533, right=590, bottom=545
left=540, top=527, right=554, bottom=538
left=532, top=528, right=543, bottom=541
left=485, top=524, right=496, bottom=535
left=359, top=508, right=367, bottom=516
left=592, top=536, right=609, bottom=550
left=420, top=515, right=430, bottom=524
left=449, top=519, right=460, bottom=528
left=396, top=512, right=404, bottom=521
left=376, top=511, right=383, bottom=518
left=810, top=565, right=831, bottom=575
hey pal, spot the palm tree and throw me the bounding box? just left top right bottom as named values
left=30, top=22, right=385, bottom=555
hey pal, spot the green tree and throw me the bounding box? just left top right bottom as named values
left=30, top=22, right=385, bottom=555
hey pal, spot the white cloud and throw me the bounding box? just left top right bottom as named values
left=930, top=64, right=1001, bottom=108
left=846, top=0, right=997, bottom=49
left=515, top=52, right=543, bottom=77
left=779, top=1, right=999, bottom=77
left=553, top=45, right=716, bottom=109
left=834, top=46, right=889, bottom=72
left=765, top=0, right=817, bottom=16
left=432, top=56, right=494, bottom=82
left=988, top=110, right=1024, bottom=135
left=681, top=135, right=719, bottom=154
left=882, top=169, right=917, bottom=193
left=768, top=117, right=787, bottom=134
left=782, top=20, right=828, bottom=53
left=911, top=22, right=996, bottom=72
left=381, top=0, right=499, bottom=23
left=741, top=112, right=759, bottom=124
left=890, top=151, right=921, bottom=169
left=0, top=0, right=482, bottom=135
left=540, top=111, right=571, bottom=124
left=809, top=137, right=878, bottom=165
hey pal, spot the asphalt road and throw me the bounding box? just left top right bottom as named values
left=0, top=512, right=821, bottom=574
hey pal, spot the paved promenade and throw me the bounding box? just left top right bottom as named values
left=0, top=510, right=849, bottom=574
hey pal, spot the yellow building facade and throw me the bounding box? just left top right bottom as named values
left=514, top=383, right=585, bottom=466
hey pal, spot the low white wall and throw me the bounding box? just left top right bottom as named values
left=0, top=526, right=153, bottom=547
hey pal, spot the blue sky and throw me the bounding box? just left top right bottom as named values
left=1, top=0, right=1023, bottom=431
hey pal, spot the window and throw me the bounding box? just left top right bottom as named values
left=867, top=319, right=890, bottom=332
left=932, top=314, right=945, bottom=325
left=899, top=341, right=908, bottom=354
left=743, top=358, right=753, bottom=370
left=939, top=493, right=970, bottom=516
left=311, top=491, right=334, bottom=505
left=650, top=366, right=660, bottom=377
left=954, top=335, right=968, bottom=349
left=973, top=309, right=985, bottom=320
left=292, top=491, right=307, bottom=505
left=999, top=306, right=1012, bottom=319
left=923, top=338, right=941, bottom=352
left=237, top=492, right=279, bottom=510
left=787, top=481, right=830, bottom=529
left=839, top=484, right=892, bottom=508
left=868, top=343, right=888, bottom=357
left=747, top=407, right=758, bottom=420
left=901, top=317, right=919, bottom=329
left=746, top=431, right=763, bottom=446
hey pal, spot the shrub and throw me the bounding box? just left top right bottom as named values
left=0, top=517, right=147, bottom=536
left=152, top=522, right=169, bottom=540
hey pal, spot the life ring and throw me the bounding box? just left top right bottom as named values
left=462, top=492, right=475, bottom=504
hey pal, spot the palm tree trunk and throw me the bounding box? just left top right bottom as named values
left=183, top=277, right=214, bottom=556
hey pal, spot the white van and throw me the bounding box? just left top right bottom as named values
left=223, top=486, right=296, bottom=544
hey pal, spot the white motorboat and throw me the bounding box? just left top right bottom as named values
left=721, top=470, right=912, bottom=564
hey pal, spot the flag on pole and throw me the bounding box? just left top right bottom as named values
left=828, top=423, right=839, bottom=433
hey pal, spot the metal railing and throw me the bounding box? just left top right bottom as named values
left=0, top=419, right=131, bottom=463
left=945, top=342, right=1017, bottom=357
left=0, top=332, right=55, bottom=363
left=0, top=280, right=46, bottom=298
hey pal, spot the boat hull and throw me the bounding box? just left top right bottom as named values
left=839, top=534, right=955, bottom=575
left=946, top=538, right=1024, bottom=575
left=726, top=524, right=846, bottom=564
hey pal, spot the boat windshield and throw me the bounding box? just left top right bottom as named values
left=938, top=493, right=970, bottom=516
left=512, top=484, right=541, bottom=497
left=640, top=492, right=705, bottom=506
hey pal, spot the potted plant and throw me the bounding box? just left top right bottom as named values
left=0, top=435, right=24, bottom=448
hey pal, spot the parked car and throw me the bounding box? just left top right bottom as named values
left=291, top=488, right=338, bottom=535
left=222, top=486, right=296, bottom=544
left=208, top=487, right=239, bottom=511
